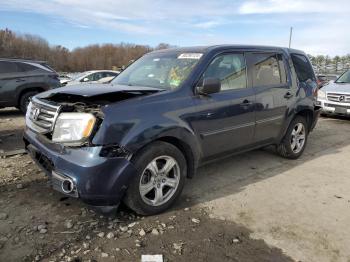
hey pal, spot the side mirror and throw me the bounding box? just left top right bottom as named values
left=196, top=77, right=221, bottom=95
left=82, top=77, right=89, bottom=82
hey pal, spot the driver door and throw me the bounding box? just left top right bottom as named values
left=191, top=52, right=256, bottom=158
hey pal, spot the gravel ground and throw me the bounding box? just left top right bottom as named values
left=0, top=108, right=292, bottom=262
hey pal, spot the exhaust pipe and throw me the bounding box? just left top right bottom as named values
left=61, top=179, right=74, bottom=194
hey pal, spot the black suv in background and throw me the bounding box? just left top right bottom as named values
left=24, top=45, right=320, bottom=215
left=0, top=58, right=60, bottom=113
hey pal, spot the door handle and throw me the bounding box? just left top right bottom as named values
left=240, top=99, right=252, bottom=107
left=284, top=92, right=293, bottom=99
left=15, top=79, right=26, bottom=82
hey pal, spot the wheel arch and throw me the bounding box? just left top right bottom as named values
left=295, top=108, right=314, bottom=132
left=16, top=86, right=46, bottom=107
left=130, top=135, right=199, bottom=179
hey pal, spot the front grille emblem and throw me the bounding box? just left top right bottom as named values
left=339, top=95, right=345, bottom=102
left=32, top=107, right=41, bottom=121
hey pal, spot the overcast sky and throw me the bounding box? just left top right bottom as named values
left=1, top=0, right=349, bottom=56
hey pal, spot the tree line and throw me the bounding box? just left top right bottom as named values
left=0, top=28, right=171, bottom=72
left=1, top=28, right=350, bottom=74
left=308, top=54, right=350, bottom=75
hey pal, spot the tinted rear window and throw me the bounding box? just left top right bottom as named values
left=291, top=54, right=316, bottom=82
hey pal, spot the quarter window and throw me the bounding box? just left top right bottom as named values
left=202, top=53, right=247, bottom=91
left=291, top=54, right=316, bottom=83
left=252, top=53, right=285, bottom=86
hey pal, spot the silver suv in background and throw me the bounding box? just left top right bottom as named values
left=317, top=70, right=350, bottom=116
left=0, top=58, right=60, bottom=113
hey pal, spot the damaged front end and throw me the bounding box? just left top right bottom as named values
left=26, top=85, right=160, bottom=146
left=26, top=96, right=104, bottom=147
left=23, top=86, right=157, bottom=206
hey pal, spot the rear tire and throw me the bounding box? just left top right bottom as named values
left=19, top=91, right=38, bottom=113
left=277, top=116, right=308, bottom=159
left=124, top=141, right=187, bottom=215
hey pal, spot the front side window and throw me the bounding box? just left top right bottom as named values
left=113, top=52, right=202, bottom=90
left=202, top=53, right=247, bottom=91
left=252, top=53, right=284, bottom=87
left=82, top=73, right=96, bottom=82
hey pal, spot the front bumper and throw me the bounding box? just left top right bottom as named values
left=317, top=99, right=350, bottom=115
left=23, top=128, right=137, bottom=206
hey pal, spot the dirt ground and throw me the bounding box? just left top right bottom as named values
left=0, top=107, right=349, bottom=262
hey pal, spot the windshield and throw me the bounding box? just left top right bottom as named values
left=336, top=70, right=350, bottom=83
left=112, top=52, right=202, bottom=90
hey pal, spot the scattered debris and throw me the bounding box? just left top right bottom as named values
left=97, top=232, right=105, bottom=238
left=334, top=195, right=343, bottom=199
left=151, top=228, right=159, bottom=236
left=0, top=212, right=8, bottom=220
left=173, top=242, right=184, bottom=255
left=128, top=222, right=136, bottom=228
left=0, top=149, right=27, bottom=158
left=191, top=218, right=200, bottom=224
left=64, top=220, right=74, bottom=229
left=106, top=232, right=114, bottom=239
left=119, top=226, right=128, bottom=232
left=101, top=252, right=109, bottom=258
left=141, top=254, right=163, bottom=262
left=232, top=238, right=240, bottom=243
left=139, top=228, right=146, bottom=237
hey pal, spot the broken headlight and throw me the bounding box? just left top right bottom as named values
left=52, top=113, right=96, bottom=145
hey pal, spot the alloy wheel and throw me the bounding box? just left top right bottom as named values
left=290, top=123, right=306, bottom=154
left=139, top=155, right=180, bottom=206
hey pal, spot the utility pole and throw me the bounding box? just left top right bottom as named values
left=289, top=27, right=293, bottom=48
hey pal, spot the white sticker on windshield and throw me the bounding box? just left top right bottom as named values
left=178, top=53, right=203, bottom=59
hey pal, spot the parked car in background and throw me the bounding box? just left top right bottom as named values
left=58, top=74, right=72, bottom=85
left=317, top=69, right=350, bottom=116
left=61, top=70, right=120, bottom=86
left=317, top=74, right=339, bottom=88
left=0, top=58, right=60, bottom=113
left=97, top=75, right=117, bottom=84
left=24, top=45, right=320, bottom=215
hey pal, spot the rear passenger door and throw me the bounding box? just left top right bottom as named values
left=192, top=52, right=256, bottom=158
left=246, top=53, right=292, bottom=142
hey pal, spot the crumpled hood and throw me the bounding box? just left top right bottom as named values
left=37, top=83, right=162, bottom=99
left=322, top=82, right=350, bottom=94
left=34, top=83, right=163, bottom=106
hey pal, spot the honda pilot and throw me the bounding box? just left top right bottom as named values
left=24, top=45, right=320, bottom=215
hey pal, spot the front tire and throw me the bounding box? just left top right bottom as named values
left=124, top=141, right=187, bottom=215
left=277, top=116, right=308, bottom=159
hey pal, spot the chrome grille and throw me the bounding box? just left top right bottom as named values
left=26, top=97, right=61, bottom=134
left=327, top=93, right=350, bottom=103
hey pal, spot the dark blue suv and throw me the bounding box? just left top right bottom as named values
left=24, top=45, right=320, bottom=215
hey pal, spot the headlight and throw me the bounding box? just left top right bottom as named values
left=318, top=90, right=326, bottom=100
left=52, top=113, right=96, bottom=144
